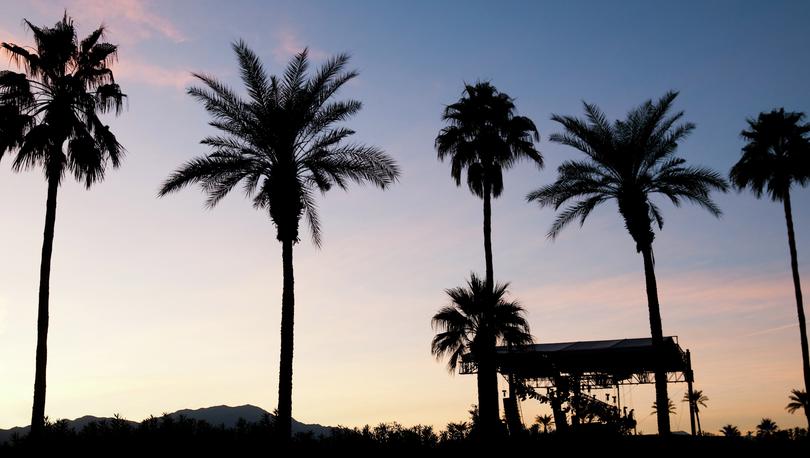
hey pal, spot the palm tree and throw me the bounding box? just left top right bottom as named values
left=756, top=418, right=778, bottom=438
left=651, top=398, right=676, bottom=416
left=720, top=424, right=741, bottom=437
left=683, top=389, right=709, bottom=434
left=431, top=273, right=533, bottom=438
left=527, top=92, right=727, bottom=435
left=436, top=82, right=542, bottom=290
left=0, top=14, right=125, bottom=437
left=730, top=108, right=810, bottom=429
left=786, top=389, right=808, bottom=416
left=535, top=414, right=554, bottom=433
left=158, top=42, right=399, bottom=441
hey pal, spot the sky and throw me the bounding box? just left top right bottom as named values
left=1, top=0, right=809, bottom=435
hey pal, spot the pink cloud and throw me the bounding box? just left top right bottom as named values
left=12, top=1, right=190, bottom=89
left=0, top=27, right=23, bottom=46
left=271, top=27, right=327, bottom=63
left=741, top=322, right=798, bottom=338
left=524, top=268, right=793, bottom=317
left=32, top=0, right=186, bottom=44
left=113, top=56, right=193, bottom=89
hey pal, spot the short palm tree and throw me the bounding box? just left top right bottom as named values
left=756, top=418, right=778, bottom=437
left=158, top=42, right=399, bottom=441
left=651, top=398, right=676, bottom=416
left=730, top=108, right=810, bottom=429
left=535, top=414, right=554, bottom=433
left=720, top=424, right=741, bottom=437
left=431, top=273, right=533, bottom=437
left=436, top=82, right=542, bottom=289
left=528, top=91, right=728, bottom=435
left=0, top=14, right=125, bottom=437
left=683, top=389, right=709, bottom=434
left=786, top=389, right=808, bottom=416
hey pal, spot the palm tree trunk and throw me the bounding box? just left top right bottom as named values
left=783, top=191, right=810, bottom=429
left=480, top=180, right=500, bottom=437
left=641, top=244, right=671, bottom=435
left=476, top=334, right=500, bottom=438
left=483, top=181, right=493, bottom=290
left=475, top=360, right=488, bottom=436
left=277, top=238, right=295, bottom=442
left=695, top=409, right=702, bottom=435
left=30, top=173, right=59, bottom=437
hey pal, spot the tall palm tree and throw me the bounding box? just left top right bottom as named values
left=786, top=389, right=808, bottom=416
left=158, top=41, right=399, bottom=441
left=436, top=82, right=542, bottom=290
left=0, top=14, right=125, bottom=437
left=682, top=389, right=709, bottom=434
left=527, top=91, right=728, bottom=435
left=534, top=414, right=554, bottom=433
left=431, top=273, right=533, bottom=438
left=730, top=108, right=810, bottom=429
left=720, top=424, right=741, bottom=437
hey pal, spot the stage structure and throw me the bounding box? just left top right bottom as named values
left=460, top=337, right=697, bottom=435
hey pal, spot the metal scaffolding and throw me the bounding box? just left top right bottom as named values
left=460, top=337, right=698, bottom=435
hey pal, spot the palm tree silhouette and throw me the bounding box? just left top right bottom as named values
left=730, top=108, right=810, bottom=429
left=720, top=424, right=741, bottom=437
left=682, top=389, right=708, bottom=434
left=436, top=82, right=542, bottom=290
left=534, top=414, right=554, bottom=433
left=431, top=273, right=533, bottom=437
left=0, top=14, right=125, bottom=437
left=651, top=398, right=676, bottom=416
left=527, top=91, right=728, bottom=435
left=786, top=389, right=808, bottom=416
left=756, top=418, right=778, bottom=437
left=158, top=41, right=399, bottom=441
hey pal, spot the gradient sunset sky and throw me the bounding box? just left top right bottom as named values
left=2, top=0, right=809, bottom=434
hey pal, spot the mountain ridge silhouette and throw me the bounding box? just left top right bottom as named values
left=0, top=404, right=332, bottom=444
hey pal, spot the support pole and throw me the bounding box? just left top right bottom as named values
left=571, top=375, right=581, bottom=429
left=686, top=350, right=697, bottom=436
left=507, top=343, right=516, bottom=399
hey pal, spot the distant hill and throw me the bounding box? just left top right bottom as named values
left=168, top=404, right=332, bottom=437
left=0, top=405, right=332, bottom=444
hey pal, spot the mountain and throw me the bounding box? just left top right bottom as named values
left=168, top=404, right=332, bottom=436
left=0, top=405, right=332, bottom=444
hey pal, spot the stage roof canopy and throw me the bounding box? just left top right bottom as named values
left=462, top=337, right=690, bottom=382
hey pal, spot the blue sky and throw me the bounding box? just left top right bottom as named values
left=1, top=0, right=809, bottom=434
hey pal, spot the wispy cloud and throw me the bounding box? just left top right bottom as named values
left=0, top=27, right=22, bottom=46
left=32, top=0, right=186, bottom=43
left=524, top=268, right=794, bottom=317
left=113, top=56, right=193, bottom=89
left=742, top=322, right=798, bottom=338
left=0, top=296, right=7, bottom=337
left=17, top=1, right=191, bottom=90
left=271, top=26, right=326, bottom=63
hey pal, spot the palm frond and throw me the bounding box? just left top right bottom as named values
left=534, top=92, right=727, bottom=245
left=431, top=273, right=533, bottom=373
left=1, top=14, right=125, bottom=188
left=436, top=81, right=541, bottom=200
left=731, top=108, right=810, bottom=201
left=547, top=195, right=607, bottom=239
left=233, top=39, right=268, bottom=104
left=161, top=40, right=398, bottom=247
